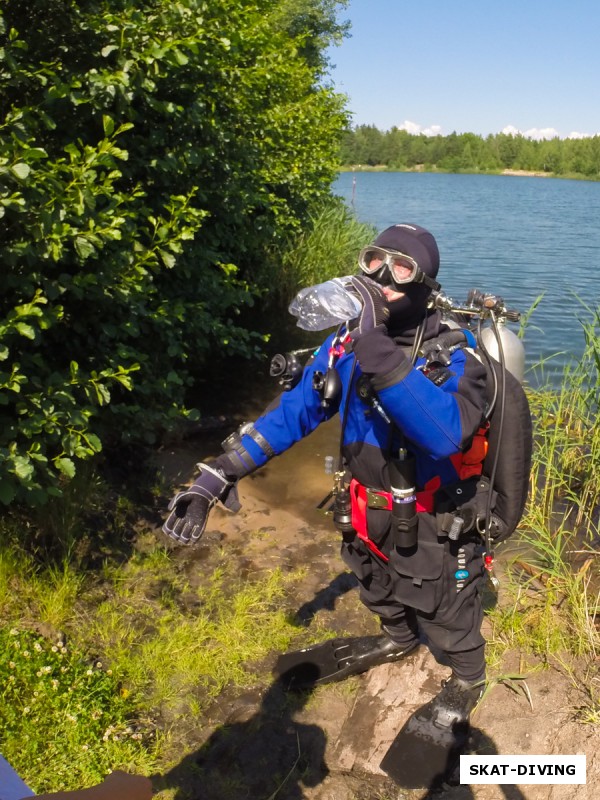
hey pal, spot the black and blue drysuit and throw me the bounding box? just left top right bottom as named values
left=232, top=310, right=489, bottom=683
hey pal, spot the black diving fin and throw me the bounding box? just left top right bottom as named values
left=273, top=635, right=419, bottom=690
left=380, top=675, right=483, bottom=789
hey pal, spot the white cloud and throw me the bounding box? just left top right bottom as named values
left=524, top=127, right=561, bottom=140
left=502, top=125, right=560, bottom=140
left=395, top=121, right=600, bottom=140
left=566, top=130, right=598, bottom=139
left=502, top=125, right=600, bottom=140
left=398, top=120, right=443, bottom=137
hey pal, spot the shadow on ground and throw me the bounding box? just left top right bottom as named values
left=155, top=678, right=328, bottom=800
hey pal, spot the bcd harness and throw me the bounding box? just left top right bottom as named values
left=262, top=320, right=530, bottom=567
left=324, top=326, right=506, bottom=566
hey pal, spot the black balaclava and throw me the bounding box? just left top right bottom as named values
left=368, top=223, right=440, bottom=333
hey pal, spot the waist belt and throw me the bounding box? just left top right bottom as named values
left=348, top=479, right=436, bottom=563
left=351, top=481, right=435, bottom=514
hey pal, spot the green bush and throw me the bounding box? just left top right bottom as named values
left=0, top=0, right=349, bottom=505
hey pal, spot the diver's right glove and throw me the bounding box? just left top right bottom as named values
left=163, top=457, right=241, bottom=545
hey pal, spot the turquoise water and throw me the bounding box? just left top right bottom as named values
left=333, top=171, right=600, bottom=382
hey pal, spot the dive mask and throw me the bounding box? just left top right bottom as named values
left=358, top=245, right=440, bottom=291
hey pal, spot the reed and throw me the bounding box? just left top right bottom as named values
left=488, top=307, right=599, bottom=696
left=275, top=197, right=376, bottom=304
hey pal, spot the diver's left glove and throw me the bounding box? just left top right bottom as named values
left=348, top=275, right=390, bottom=335
left=349, top=276, right=406, bottom=376
left=163, top=455, right=241, bottom=545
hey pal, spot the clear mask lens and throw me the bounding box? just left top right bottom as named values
left=358, top=246, right=419, bottom=285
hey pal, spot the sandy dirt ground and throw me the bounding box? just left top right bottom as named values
left=151, top=426, right=598, bottom=800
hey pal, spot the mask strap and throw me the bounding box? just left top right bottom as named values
left=413, top=272, right=441, bottom=292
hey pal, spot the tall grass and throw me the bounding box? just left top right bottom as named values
left=274, top=197, right=376, bottom=305
left=488, top=307, right=600, bottom=674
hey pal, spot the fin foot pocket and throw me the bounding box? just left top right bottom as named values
left=273, top=635, right=420, bottom=689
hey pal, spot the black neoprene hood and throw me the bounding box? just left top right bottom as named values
left=372, top=223, right=440, bottom=282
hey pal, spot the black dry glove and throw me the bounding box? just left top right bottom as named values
left=162, top=461, right=240, bottom=545
left=349, top=275, right=390, bottom=335
left=348, top=276, right=406, bottom=376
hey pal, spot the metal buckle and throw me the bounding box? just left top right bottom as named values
left=366, top=488, right=391, bottom=509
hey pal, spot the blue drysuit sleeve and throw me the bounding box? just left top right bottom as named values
left=238, top=334, right=340, bottom=467
left=374, top=347, right=487, bottom=460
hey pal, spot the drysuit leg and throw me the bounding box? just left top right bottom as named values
left=340, top=538, right=420, bottom=648
left=379, top=537, right=487, bottom=788
left=415, top=537, right=486, bottom=681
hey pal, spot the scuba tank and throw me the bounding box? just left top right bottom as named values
left=480, top=324, right=525, bottom=383
left=465, top=288, right=525, bottom=383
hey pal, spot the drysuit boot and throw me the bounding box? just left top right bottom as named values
left=273, top=634, right=420, bottom=690
left=380, top=675, right=484, bottom=789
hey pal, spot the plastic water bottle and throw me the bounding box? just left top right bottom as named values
left=324, top=455, right=335, bottom=474
left=288, top=276, right=362, bottom=331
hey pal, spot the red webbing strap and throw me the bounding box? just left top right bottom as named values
left=349, top=479, right=389, bottom=562
left=348, top=477, right=441, bottom=562
left=416, top=475, right=440, bottom=512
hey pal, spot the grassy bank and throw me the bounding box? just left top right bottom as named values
left=0, top=526, right=325, bottom=792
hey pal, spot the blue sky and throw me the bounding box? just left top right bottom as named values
left=327, top=0, right=600, bottom=139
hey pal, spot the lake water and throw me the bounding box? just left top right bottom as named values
left=333, top=171, right=600, bottom=384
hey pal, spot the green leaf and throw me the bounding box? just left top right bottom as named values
left=10, top=162, right=31, bottom=180
left=74, top=236, right=97, bottom=260
left=12, top=455, right=34, bottom=481
left=15, top=322, right=36, bottom=339
left=101, top=45, right=118, bottom=58
left=95, top=384, right=111, bottom=405
left=55, top=457, right=76, bottom=478
left=166, top=371, right=184, bottom=385
left=86, top=433, right=102, bottom=452
left=172, top=48, right=189, bottom=66
left=103, top=115, right=115, bottom=136
left=0, top=480, right=16, bottom=506
left=159, top=249, right=176, bottom=268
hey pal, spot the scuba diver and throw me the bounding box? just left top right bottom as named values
left=163, top=223, right=532, bottom=788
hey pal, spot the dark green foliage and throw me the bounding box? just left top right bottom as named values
left=340, top=125, right=600, bottom=178
left=0, top=0, right=349, bottom=505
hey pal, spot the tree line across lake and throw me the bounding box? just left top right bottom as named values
left=339, top=125, right=600, bottom=178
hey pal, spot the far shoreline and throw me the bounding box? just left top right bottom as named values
left=338, top=165, right=598, bottom=181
